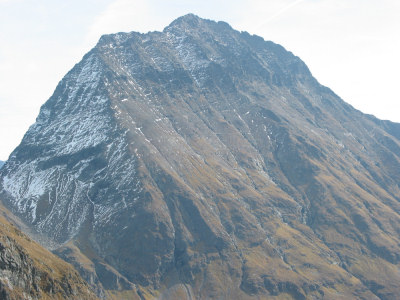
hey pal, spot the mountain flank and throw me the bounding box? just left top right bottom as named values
left=0, top=203, right=98, bottom=299
left=1, top=14, right=400, bottom=299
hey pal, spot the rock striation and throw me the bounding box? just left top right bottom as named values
left=1, top=14, right=400, bottom=299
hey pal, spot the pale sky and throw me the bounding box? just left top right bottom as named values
left=0, top=0, right=399, bottom=160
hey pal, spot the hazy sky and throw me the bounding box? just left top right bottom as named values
left=0, top=0, right=399, bottom=160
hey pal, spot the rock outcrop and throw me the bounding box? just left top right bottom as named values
left=0, top=205, right=98, bottom=300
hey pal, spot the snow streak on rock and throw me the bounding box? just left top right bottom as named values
left=1, top=52, right=140, bottom=243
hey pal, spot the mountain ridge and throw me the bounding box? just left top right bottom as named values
left=1, top=14, right=400, bottom=299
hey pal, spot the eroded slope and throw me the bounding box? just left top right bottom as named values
left=0, top=204, right=98, bottom=300
left=1, top=14, right=400, bottom=299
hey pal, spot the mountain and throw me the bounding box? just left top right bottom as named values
left=2, top=14, right=400, bottom=299
left=0, top=161, right=4, bottom=169
left=0, top=203, right=98, bottom=299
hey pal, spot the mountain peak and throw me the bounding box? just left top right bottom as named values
left=2, top=15, right=400, bottom=299
left=165, top=13, right=232, bottom=34
left=167, top=13, right=202, bottom=27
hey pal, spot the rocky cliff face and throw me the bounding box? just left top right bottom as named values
left=0, top=205, right=98, bottom=300
left=1, top=14, right=400, bottom=299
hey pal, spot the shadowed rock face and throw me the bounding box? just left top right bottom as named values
left=1, top=14, right=400, bottom=299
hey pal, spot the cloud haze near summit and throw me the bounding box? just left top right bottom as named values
left=0, top=0, right=399, bottom=160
